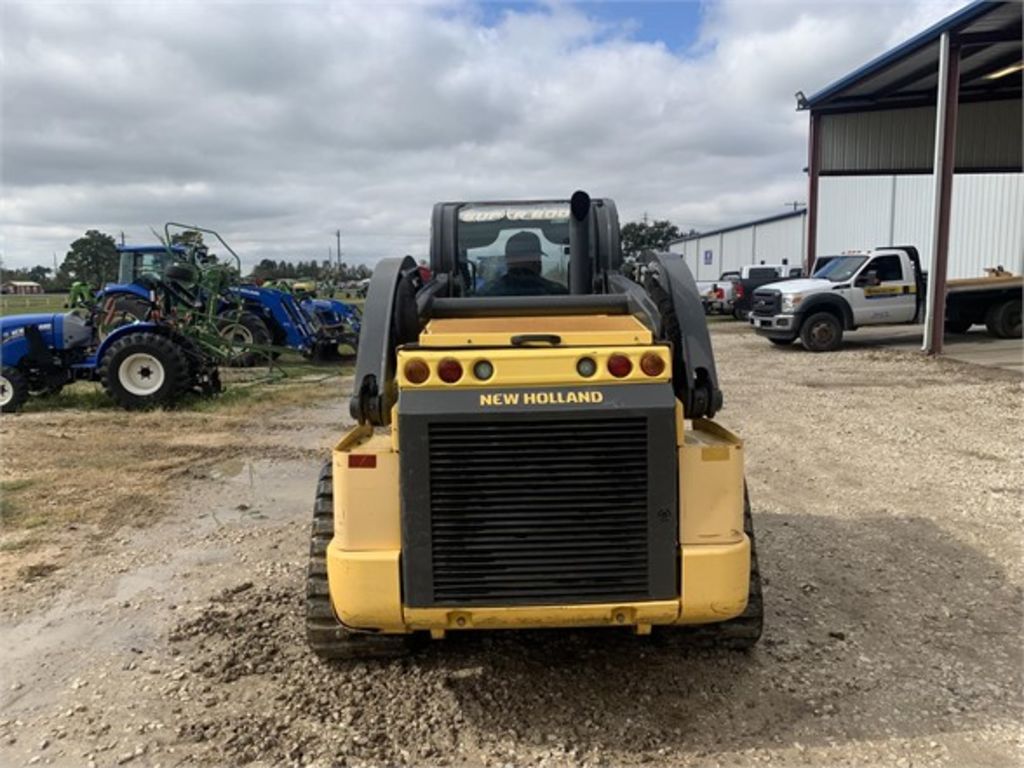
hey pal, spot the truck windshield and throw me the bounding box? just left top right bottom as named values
left=457, top=203, right=570, bottom=296
left=813, top=255, right=867, bottom=283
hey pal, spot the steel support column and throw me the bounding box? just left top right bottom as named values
left=805, top=112, right=822, bottom=275
left=923, top=32, right=961, bottom=355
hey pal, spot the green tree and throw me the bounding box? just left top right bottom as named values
left=620, top=219, right=682, bottom=260
left=170, top=229, right=204, bottom=248
left=60, top=230, right=119, bottom=288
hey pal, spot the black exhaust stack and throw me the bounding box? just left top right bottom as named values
left=569, top=190, right=592, bottom=295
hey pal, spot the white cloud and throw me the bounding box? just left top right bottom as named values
left=1, top=0, right=967, bottom=269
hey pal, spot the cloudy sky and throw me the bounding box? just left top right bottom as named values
left=1, top=0, right=965, bottom=271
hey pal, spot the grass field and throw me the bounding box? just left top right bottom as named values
left=0, top=293, right=67, bottom=316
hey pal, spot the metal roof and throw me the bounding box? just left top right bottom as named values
left=668, top=209, right=805, bottom=244
left=801, top=1, right=1022, bottom=113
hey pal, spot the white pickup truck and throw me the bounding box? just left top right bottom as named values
left=749, top=246, right=1022, bottom=351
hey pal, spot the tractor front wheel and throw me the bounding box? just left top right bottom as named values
left=217, top=311, right=273, bottom=367
left=100, top=332, right=190, bottom=410
left=0, top=367, right=29, bottom=414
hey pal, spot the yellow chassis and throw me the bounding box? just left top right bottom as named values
left=326, top=409, right=750, bottom=636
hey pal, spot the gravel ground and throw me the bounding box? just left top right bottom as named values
left=1, top=323, right=1021, bottom=767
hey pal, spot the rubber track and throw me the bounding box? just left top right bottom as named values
left=305, top=461, right=413, bottom=660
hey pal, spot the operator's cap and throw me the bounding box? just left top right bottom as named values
left=505, top=232, right=542, bottom=263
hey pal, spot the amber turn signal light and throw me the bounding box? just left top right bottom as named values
left=404, top=359, right=429, bottom=384
left=640, top=352, right=665, bottom=377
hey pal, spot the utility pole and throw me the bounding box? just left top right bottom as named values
left=335, top=229, right=342, bottom=277
left=120, top=231, right=126, bottom=246
left=783, top=201, right=805, bottom=212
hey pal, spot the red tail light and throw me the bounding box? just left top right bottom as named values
left=437, top=358, right=463, bottom=383
left=715, top=288, right=725, bottom=300
left=735, top=283, right=744, bottom=298
left=607, top=354, right=632, bottom=378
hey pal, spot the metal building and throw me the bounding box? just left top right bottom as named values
left=800, top=0, right=1022, bottom=351
left=668, top=211, right=806, bottom=281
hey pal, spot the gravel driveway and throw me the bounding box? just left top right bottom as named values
left=1, top=323, right=1020, bottom=767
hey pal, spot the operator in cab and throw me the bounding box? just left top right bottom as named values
left=478, top=232, right=568, bottom=296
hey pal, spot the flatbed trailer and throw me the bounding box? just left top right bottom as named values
left=943, top=274, right=1023, bottom=336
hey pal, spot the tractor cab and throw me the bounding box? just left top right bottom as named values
left=117, top=244, right=190, bottom=285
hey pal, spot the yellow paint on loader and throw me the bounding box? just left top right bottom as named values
left=325, top=412, right=752, bottom=633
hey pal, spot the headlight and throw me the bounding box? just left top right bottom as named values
left=781, top=294, right=803, bottom=313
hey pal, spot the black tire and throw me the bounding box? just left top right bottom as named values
left=944, top=317, right=973, bottom=334
left=100, top=293, right=153, bottom=336
left=733, top=306, right=749, bottom=321
left=0, top=367, right=29, bottom=414
left=800, top=311, right=843, bottom=352
left=307, top=461, right=414, bottom=660
left=984, top=299, right=1022, bottom=339
left=657, top=489, right=763, bottom=650
left=99, top=332, right=190, bottom=410
left=217, top=311, right=273, bottom=367
left=768, top=337, right=793, bottom=346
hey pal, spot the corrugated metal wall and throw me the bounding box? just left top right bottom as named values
left=754, top=217, right=806, bottom=266
left=819, top=99, right=1023, bottom=173
left=817, top=173, right=1024, bottom=277
left=667, top=214, right=807, bottom=279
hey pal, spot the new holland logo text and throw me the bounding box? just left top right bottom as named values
left=479, top=390, right=604, bottom=407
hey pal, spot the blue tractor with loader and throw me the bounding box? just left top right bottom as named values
left=0, top=310, right=219, bottom=413
left=102, top=225, right=361, bottom=363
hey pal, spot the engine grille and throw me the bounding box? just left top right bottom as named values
left=752, top=290, right=781, bottom=315
left=425, top=418, right=652, bottom=605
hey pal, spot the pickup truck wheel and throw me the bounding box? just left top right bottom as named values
left=800, top=312, right=843, bottom=352
left=733, top=307, right=749, bottom=321
left=984, top=299, right=1022, bottom=339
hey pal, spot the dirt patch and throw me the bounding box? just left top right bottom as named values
left=0, top=368, right=350, bottom=584
left=0, top=323, right=1021, bottom=767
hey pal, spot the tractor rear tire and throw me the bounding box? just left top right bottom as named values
left=658, top=489, right=763, bottom=650
left=217, top=311, right=272, bottom=367
left=984, top=299, right=1022, bottom=339
left=800, top=311, right=843, bottom=352
left=100, top=293, right=153, bottom=337
left=0, top=367, right=29, bottom=414
left=306, top=461, right=414, bottom=660
left=99, top=332, right=190, bottom=410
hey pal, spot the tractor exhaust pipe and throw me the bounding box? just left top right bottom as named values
left=569, top=190, right=592, bottom=295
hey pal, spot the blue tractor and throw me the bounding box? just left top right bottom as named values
left=0, top=311, right=219, bottom=414
left=102, top=226, right=360, bottom=363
